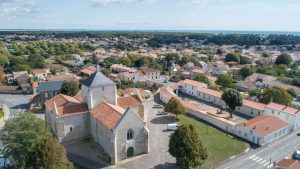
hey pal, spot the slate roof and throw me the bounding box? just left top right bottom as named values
left=82, top=71, right=115, bottom=87
left=37, top=80, right=64, bottom=92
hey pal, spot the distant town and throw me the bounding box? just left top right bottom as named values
left=1, top=31, right=300, bottom=169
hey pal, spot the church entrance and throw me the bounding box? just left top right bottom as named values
left=127, top=147, right=134, bottom=157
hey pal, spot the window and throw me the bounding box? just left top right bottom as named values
left=272, top=110, right=274, bottom=114
left=250, top=130, right=253, bottom=135
left=45, top=92, right=48, bottom=98
left=102, top=87, right=104, bottom=91
left=70, top=127, right=73, bottom=132
left=278, top=112, right=280, bottom=115
left=258, top=112, right=260, bottom=116
left=127, top=129, right=134, bottom=140
left=251, top=109, right=253, bottom=115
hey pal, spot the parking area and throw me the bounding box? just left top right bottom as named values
left=105, top=95, right=176, bottom=169
left=0, top=94, right=32, bottom=117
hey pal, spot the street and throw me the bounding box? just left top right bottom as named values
left=217, top=129, right=300, bottom=169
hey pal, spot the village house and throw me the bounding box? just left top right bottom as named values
left=110, top=64, right=137, bottom=73
left=180, top=79, right=207, bottom=97
left=32, top=69, right=50, bottom=80
left=45, top=69, right=149, bottom=164
left=235, top=115, right=289, bottom=146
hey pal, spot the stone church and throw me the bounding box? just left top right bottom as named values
left=45, top=69, right=149, bottom=164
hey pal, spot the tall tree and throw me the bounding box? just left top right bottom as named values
left=216, top=74, right=233, bottom=88
left=61, top=80, right=80, bottom=97
left=169, top=124, right=208, bottom=169
left=25, top=137, right=73, bottom=169
left=239, top=67, right=253, bottom=79
left=164, top=97, right=185, bottom=119
left=260, top=86, right=292, bottom=105
left=0, top=113, right=52, bottom=167
left=225, top=52, right=240, bottom=63
left=221, top=89, right=243, bottom=118
left=275, top=53, right=292, bottom=66
left=194, top=74, right=211, bottom=85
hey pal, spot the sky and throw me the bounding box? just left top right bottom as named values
left=0, top=0, right=300, bottom=31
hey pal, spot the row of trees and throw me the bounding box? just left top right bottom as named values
left=0, top=113, right=73, bottom=169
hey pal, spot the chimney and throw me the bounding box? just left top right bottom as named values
left=244, top=122, right=247, bottom=126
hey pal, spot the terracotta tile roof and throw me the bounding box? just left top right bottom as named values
left=80, top=68, right=96, bottom=75
left=57, top=104, right=88, bottom=117
left=242, top=99, right=266, bottom=111
left=48, top=74, right=78, bottom=81
left=90, top=102, right=125, bottom=129
left=74, top=90, right=84, bottom=103
left=32, top=69, right=49, bottom=75
left=140, top=68, right=160, bottom=74
left=198, top=88, right=222, bottom=98
left=237, top=115, right=288, bottom=137
left=276, top=159, right=300, bottom=169
left=45, top=94, right=81, bottom=111
left=118, top=88, right=141, bottom=96
left=117, top=95, right=142, bottom=107
left=182, top=79, right=206, bottom=87
left=266, top=102, right=299, bottom=115
left=191, top=69, right=204, bottom=74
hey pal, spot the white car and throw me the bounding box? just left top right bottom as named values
left=167, top=123, right=178, bottom=131
left=153, top=104, right=163, bottom=109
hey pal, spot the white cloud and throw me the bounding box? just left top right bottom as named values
left=0, top=0, right=40, bottom=19
left=90, top=0, right=153, bottom=6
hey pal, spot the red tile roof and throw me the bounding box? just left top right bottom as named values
left=80, top=68, right=96, bottom=75
left=266, top=102, right=299, bottom=116
left=117, top=95, right=142, bottom=108
left=57, top=104, right=88, bottom=117
left=45, top=94, right=81, bottom=111
left=237, top=115, right=288, bottom=137
left=118, top=88, right=141, bottom=96
left=198, top=88, right=222, bottom=98
left=32, top=69, right=49, bottom=75
left=182, top=79, right=206, bottom=87
left=243, top=99, right=266, bottom=111
left=90, top=102, right=125, bottom=129
left=276, top=159, right=300, bottom=169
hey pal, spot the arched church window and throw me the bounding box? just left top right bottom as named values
left=127, top=129, right=134, bottom=140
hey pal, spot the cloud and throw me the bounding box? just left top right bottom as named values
left=90, top=0, right=156, bottom=6
left=0, top=0, right=40, bottom=19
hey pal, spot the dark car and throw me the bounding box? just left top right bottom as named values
left=157, top=111, right=168, bottom=115
left=293, top=150, right=300, bottom=160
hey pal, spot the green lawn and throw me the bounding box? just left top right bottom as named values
left=178, top=115, right=248, bottom=169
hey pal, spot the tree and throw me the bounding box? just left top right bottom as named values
left=216, top=49, right=223, bottom=55
left=194, top=74, right=211, bottom=85
left=216, top=74, right=233, bottom=88
left=164, top=97, right=185, bottom=118
left=239, top=56, right=252, bottom=64
left=221, top=89, right=243, bottom=118
left=287, top=88, right=297, bottom=98
left=61, top=80, right=79, bottom=96
left=261, top=52, right=270, bottom=58
left=225, top=52, right=240, bottom=63
left=239, top=67, right=253, bottom=79
left=169, top=124, right=208, bottom=169
left=119, top=56, right=132, bottom=67
left=26, top=137, right=73, bottom=169
left=101, top=68, right=110, bottom=77
left=275, top=53, right=292, bottom=66
left=260, top=86, right=292, bottom=105
left=0, top=113, right=52, bottom=167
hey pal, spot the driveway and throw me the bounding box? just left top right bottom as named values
left=105, top=95, right=176, bottom=169
left=0, top=94, right=32, bottom=117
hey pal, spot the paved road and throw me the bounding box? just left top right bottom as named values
left=105, top=95, right=176, bottom=169
left=217, top=129, right=300, bottom=169
left=0, top=94, right=32, bottom=117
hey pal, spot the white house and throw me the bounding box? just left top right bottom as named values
left=235, top=115, right=289, bottom=146
left=197, top=88, right=225, bottom=107
left=180, top=79, right=207, bottom=97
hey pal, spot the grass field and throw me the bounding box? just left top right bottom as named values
left=178, top=115, right=248, bottom=169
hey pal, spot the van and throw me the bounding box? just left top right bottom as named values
left=167, top=123, right=178, bottom=131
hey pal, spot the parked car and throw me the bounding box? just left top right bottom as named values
left=293, top=149, right=300, bottom=160
left=157, top=111, right=168, bottom=115
left=153, top=104, right=163, bottom=109
left=167, top=123, right=178, bottom=131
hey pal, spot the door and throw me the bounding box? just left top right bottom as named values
left=127, top=147, right=134, bottom=157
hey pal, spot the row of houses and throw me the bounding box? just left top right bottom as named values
left=117, top=67, right=161, bottom=83
left=177, top=79, right=300, bottom=146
